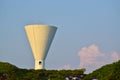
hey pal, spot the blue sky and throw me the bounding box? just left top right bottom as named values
left=0, top=0, right=120, bottom=73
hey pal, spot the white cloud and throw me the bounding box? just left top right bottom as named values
left=111, top=52, right=120, bottom=61
left=78, top=44, right=120, bottom=73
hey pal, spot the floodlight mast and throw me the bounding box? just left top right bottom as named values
left=25, top=24, right=57, bottom=70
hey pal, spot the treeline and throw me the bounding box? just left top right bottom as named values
left=0, top=60, right=120, bottom=80
left=0, top=62, right=85, bottom=80
left=83, top=60, right=120, bottom=80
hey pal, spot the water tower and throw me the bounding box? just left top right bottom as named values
left=25, top=24, right=57, bottom=70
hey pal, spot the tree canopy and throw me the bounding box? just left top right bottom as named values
left=0, top=62, right=85, bottom=80
left=0, top=60, right=120, bottom=80
left=83, top=60, right=120, bottom=80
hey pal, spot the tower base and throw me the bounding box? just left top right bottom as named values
left=35, top=60, right=44, bottom=70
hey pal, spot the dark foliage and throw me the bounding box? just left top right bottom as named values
left=1, top=60, right=120, bottom=80
left=83, top=60, right=120, bottom=80
left=0, top=62, right=85, bottom=80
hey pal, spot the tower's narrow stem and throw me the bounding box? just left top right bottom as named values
left=35, top=60, right=44, bottom=70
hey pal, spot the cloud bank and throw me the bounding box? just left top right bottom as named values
left=78, top=44, right=120, bottom=73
